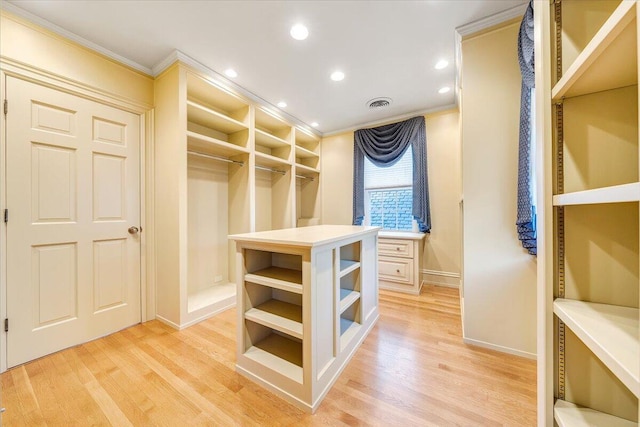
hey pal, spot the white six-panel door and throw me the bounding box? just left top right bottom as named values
left=5, top=76, right=141, bottom=367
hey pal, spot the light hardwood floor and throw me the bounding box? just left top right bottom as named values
left=1, top=285, right=536, bottom=426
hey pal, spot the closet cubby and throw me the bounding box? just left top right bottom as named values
left=187, top=72, right=250, bottom=152
left=255, top=166, right=295, bottom=232
left=254, top=108, right=292, bottom=163
left=154, top=62, right=321, bottom=329
left=243, top=320, right=303, bottom=383
left=338, top=242, right=362, bottom=350
left=539, top=0, right=640, bottom=424
left=294, top=128, right=321, bottom=227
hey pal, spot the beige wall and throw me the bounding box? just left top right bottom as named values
left=321, top=110, right=462, bottom=281
left=461, top=22, right=536, bottom=357
left=0, top=11, right=154, bottom=108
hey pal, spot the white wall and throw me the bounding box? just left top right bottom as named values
left=321, top=110, right=462, bottom=283
left=461, top=21, right=537, bottom=358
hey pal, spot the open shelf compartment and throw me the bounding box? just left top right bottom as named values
left=243, top=320, right=303, bottom=384
left=294, top=127, right=320, bottom=153
left=244, top=250, right=302, bottom=293
left=187, top=72, right=249, bottom=123
left=553, top=0, right=637, bottom=100
left=244, top=281, right=303, bottom=339
left=554, top=399, right=637, bottom=427
left=554, top=299, right=639, bottom=397
left=255, top=108, right=292, bottom=150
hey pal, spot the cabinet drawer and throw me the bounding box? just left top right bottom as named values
left=378, top=238, right=413, bottom=258
left=379, top=257, right=413, bottom=284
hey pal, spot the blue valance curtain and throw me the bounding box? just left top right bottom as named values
left=516, top=0, right=537, bottom=255
left=352, top=116, right=431, bottom=232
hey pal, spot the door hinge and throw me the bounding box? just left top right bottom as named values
left=3, top=99, right=7, bottom=116
left=4, top=318, right=8, bottom=333
left=3, top=209, right=7, bottom=223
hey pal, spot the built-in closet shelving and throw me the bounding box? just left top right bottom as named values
left=154, top=62, right=322, bottom=329
left=538, top=0, right=639, bottom=424
left=294, top=129, right=321, bottom=227
left=254, top=107, right=295, bottom=232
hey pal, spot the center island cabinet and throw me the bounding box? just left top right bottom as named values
left=229, top=225, right=380, bottom=413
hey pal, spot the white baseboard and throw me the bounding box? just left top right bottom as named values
left=421, top=269, right=460, bottom=288
left=463, top=337, right=537, bottom=360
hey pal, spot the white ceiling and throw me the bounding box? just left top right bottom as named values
left=4, top=0, right=527, bottom=134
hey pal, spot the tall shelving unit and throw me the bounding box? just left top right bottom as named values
left=254, top=107, right=295, bottom=232
left=538, top=0, right=640, bottom=424
left=294, top=128, right=321, bottom=226
left=154, top=62, right=322, bottom=329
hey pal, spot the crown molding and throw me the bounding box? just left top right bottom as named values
left=322, top=103, right=458, bottom=137
left=152, top=49, right=321, bottom=138
left=0, top=2, right=152, bottom=75
left=455, top=2, right=528, bottom=38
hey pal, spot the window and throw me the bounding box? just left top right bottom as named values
left=363, top=147, right=416, bottom=231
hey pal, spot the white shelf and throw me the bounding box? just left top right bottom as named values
left=553, top=183, right=640, bottom=206
left=187, top=282, right=236, bottom=313
left=255, top=108, right=290, bottom=135
left=339, top=260, right=360, bottom=277
left=254, top=151, right=290, bottom=169
left=245, top=300, right=303, bottom=339
left=552, top=1, right=637, bottom=101
left=187, top=131, right=248, bottom=158
left=554, top=299, right=639, bottom=397
left=187, top=72, right=249, bottom=115
left=554, top=400, right=637, bottom=427
left=339, top=318, right=361, bottom=351
left=244, top=334, right=303, bottom=383
left=295, top=127, right=320, bottom=151
left=295, top=163, right=320, bottom=175
left=295, top=145, right=319, bottom=159
left=339, top=289, right=360, bottom=314
left=244, top=267, right=303, bottom=294
left=255, top=128, right=290, bottom=149
left=186, top=100, right=248, bottom=135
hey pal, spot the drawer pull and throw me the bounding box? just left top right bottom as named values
left=396, top=269, right=400, bottom=273
left=396, top=247, right=401, bottom=251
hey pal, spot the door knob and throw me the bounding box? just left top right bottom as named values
left=128, top=226, right=140, bottom=235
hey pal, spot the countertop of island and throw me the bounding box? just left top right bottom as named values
left=229, top=225, right=380, bottom=247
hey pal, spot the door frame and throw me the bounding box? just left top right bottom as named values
left=0, top=59, right=155, bottom=373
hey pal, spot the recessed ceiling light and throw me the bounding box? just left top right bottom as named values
left=224, top=68, right=238, bottom=78
left=311, top=122, right=319, bottom=128
left=277, top=101, right=287, bottom=108
left=330, top=71, right=345, bottom=82
left=290, top=23, right=309, bottom=40
left=434, top=60, right=449, bottom=70
left=438, top=86, right=451, bottom=94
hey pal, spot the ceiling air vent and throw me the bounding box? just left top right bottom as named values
left=367, top=97, right=392, bottom=109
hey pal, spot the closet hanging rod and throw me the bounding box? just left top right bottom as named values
left=296, top=174, right=315, bottom=181
left=187, top=150, right=244, bottom=166
left=255, top=164, right=286, bottom=175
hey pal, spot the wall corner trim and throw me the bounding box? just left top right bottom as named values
left=455, top=2, right=528, bottom=38
left=421, top=269, right=460, bottom=288
left=463, top=337, right=537, bottom=360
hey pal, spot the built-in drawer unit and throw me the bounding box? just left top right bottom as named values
left=378, top=231, right=425, bottom=295
left=378, top=238, right=413, bottom=258
left=379, top=256, right=413, bottom=285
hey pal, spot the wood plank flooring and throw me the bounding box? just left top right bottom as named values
left=1, top=285, right=536, bottom=426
